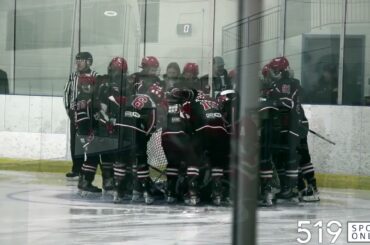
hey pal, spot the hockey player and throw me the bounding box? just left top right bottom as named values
left=95, top=57, right=130, bottom=196
left=216, top=89, right=239, bottom=204
left=159, top=63, right=201, bottom=204
left=130, top=55, right=167, bottom=136
left=176, top=63, right=204, bottom=90
left=74, top=74, right=102, bottom=195
left=267, top=57, right=301, bottom=202
left=257, top=63, right=280, bottom=206
left=130, top=56, right=164, bottom=94
left=297, top=105, right=320, bottom=202
left=161, top=89, right=195, bottom=204
left=200, top=56, right=232, bottom=98
left=101, top=57, right=159, bottom=204
left=64, top=52, right=97, bottom=179
left=171, top=88, right=230, bottom=206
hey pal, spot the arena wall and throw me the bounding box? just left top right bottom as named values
left=0, top=94, right=369, bottom=176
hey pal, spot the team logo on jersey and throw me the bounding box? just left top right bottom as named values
left=124, top=111, right=141, bottom=118
left=282, top=84, right=291, bottom=94
left=132, top=96, right=148, bottom=110
left=171, top=117, right=181, bottom=123
left=205, top=112, right=222, bottom=119
left=168, top=104, right=179, bottom=114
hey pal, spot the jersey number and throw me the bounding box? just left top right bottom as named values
left=200, top=100, right=218, bottom=111
left=132, top=96, right=148, bottom=110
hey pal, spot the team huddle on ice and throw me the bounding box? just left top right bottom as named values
left=63, top=52, right=319, bottom=207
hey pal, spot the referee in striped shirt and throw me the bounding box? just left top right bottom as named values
left=64, top=52, right=98, bottom=179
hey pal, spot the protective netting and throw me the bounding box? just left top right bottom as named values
left=147, top=128, right=168, bottom=182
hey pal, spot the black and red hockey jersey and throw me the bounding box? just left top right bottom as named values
left=181, top=90, right=227, bottom=133
left=130, top=72, right=163, bottom=97
left=105, top=92, right=156, bottom=134
left=161, top=92, right=191, bottom=136
left=269, top=77, right=300, bottom=111
left=269, top=77, right=301, bottom=137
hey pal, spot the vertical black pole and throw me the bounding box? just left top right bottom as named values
left=78, top=0, right=81, bottom=53
left=232, top=0, right=261, bottom=244
left=143, top=0, right=148, bottom=57
left=13, top=0, right=17, bottom=94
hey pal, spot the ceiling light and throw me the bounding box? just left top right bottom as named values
left=104, top=11, right=117, bottom=17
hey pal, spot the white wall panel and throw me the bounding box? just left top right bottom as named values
left=0, top=131, right=66, bottom=159
left=304, top=104, right=370, bottom=176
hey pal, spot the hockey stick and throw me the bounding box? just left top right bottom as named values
left=309, top=129, right=336, bottom=145
left=148, top=165, right=167, bottom=194
left=149, top=164, right=166, bottom=179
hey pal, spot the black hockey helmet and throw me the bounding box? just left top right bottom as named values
left=76, top=52, right=93, bottom=65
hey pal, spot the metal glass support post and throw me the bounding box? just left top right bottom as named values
left=337, top=0, right=348, bottom=105
left=208, top=0, right=216, bottom=96
left=232, top=0, right=261, bottom=244
left=279, top=0, right=287, bottom=56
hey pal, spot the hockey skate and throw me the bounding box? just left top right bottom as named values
left=259, top=182, right=275, bottom=207
left=184, top=179, right=200, bottom=206
left=276, top=176, right=300, bottom=203
left=166, top=178, right=178, bottom=204
left=102, top=177, right=115, bottom=198
left=143, top=178, right=155, bottom=205
left=65, top=171, right=79, bottom=181
left=131, top=190, right=143, bottom=202
left=131, top=177, right=144, bottom=202
left=220, top=178, right=233, bottom=206
left=113, top=190, right=125, bottom=204
left=276, top=185, right=299, bottom=203
left=166, top=195, right=177, bottom=204
left=112, top=178, right=128, bottom=203
left=78, top=175, right=102, bottom=197
left=131, top=178, right=154, bottom=204
left=211, top=177, right=223, bottom=206
left=299, top=183, right=320, bottom=202
left=221, top=188, right=233, bottom=206
left=143, top=191, right=154, bottom=205
left=184, top=191, right=200, bottom=206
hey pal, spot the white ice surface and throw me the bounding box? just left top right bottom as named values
left=0, top=171, right=369, bottom=245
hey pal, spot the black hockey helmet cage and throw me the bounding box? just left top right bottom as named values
left=76, top=52, right=93, bottom=65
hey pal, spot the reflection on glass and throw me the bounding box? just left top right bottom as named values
left=14, top=0, right=74, bottom=96
left=11, top=0, right=370, bottom=244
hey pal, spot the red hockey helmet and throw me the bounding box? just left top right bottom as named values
left=108, top=57, right=128, bottom=73
left=78, top=74, right=96, bottom=86
left=269, top=56, right=289, bottom=72
left=183, top=62, right=199, bottom=77
left=141, top=56, right=159, bottom=68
